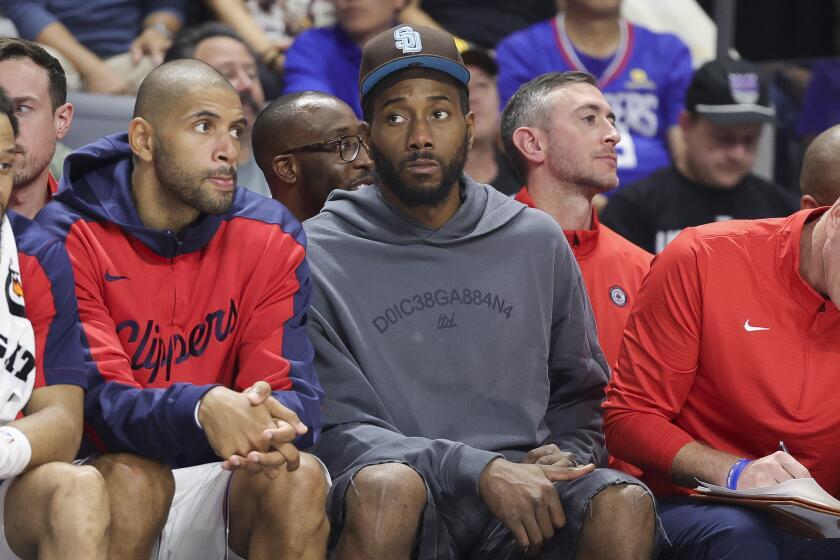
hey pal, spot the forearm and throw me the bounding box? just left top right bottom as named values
left=12, top=406, right=81, bottom=468
left=34, top=21, right=106, bottom=77
left=206, top=0, right=273, bottom=54
left=670, top=441, right=740, bottom=489
left=141, top=10, right=182, bottom=36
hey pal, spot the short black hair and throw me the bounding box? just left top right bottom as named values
left=0, top=88, right=20, bottom=137
left=165, top=22, right=250, bottom=62
left=501, top=71, right=596, bottom=179
left=0, top=37, right=67, bottom=111
left=361, top=72, right=470, bottom=123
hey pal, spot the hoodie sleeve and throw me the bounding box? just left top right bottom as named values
left=61, top=228, right=218, bottom=463
left=232, top=224, right=323, bottom=448
left=544, top=240, right=610, bottom=467
left=309, top=306, right=500, bottom=498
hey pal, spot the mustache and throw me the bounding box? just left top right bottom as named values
left=402, top=150, right=444, bottom=166
left=207, top=166, right=236, bottom=179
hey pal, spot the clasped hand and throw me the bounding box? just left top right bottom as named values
left=198, top=381, right=308, bottom=479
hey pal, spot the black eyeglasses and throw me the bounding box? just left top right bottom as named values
left=280, top=135, right=367, bottom=162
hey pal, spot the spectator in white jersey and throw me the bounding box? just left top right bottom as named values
left=601, top=58, right=798, bottom=254
left=0, top=87, right=109, bottom=559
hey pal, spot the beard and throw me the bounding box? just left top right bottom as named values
left=154, top=140, right=236, bottom=216
left=13, top=142, right=55, bottom=189
left=371, top=136, right=468, bottom=208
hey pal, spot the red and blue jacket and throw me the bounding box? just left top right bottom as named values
left=36, top=133, right=323, bottom=467
left=10, top=212, right=88, bottom=393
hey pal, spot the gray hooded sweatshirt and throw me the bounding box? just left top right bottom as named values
left=305, top=175, right=609, bottom=553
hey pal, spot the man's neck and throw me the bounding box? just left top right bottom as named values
left=380, top=181, right=462, bottom=230
left=9, top=171, right=52, bottom=219
left=131, top=166, right=199, bottom=233
left=799, top=216, right=829, bottom=298
left=528, top=171, right=593, bottom=231
left=464, top=141, right=498, bottom=185
left=564, top=8, right=621, bottom=58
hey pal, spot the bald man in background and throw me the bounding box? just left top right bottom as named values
left=253, top=91, right=374, bottom=222
left=800, top=124, right=840, bottom=210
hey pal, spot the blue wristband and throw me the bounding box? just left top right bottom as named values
left=726, top=458, right=752, bottom=490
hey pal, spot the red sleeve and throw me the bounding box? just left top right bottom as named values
left=233, top=224, right=322, bottom=448
left=603, top=227, right=706, bottom=477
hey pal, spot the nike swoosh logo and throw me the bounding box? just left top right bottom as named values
left=104, top=270, right=130, bottom=282
left=744, top=320, right=769, bottom=332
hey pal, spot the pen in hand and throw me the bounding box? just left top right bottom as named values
left=779, top=441, right=790, bottom=455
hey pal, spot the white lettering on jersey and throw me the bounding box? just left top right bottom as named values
left=605, top=92, right=659, bottom=137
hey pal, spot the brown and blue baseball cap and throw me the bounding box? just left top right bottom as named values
left=359, top=24, right=470, bottom=99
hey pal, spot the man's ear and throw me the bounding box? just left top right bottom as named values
left=465, top=111, right=475, bottom=151
left=800, top=194, right=820, bottom=210
left=128, top=117, right=154, bottom=162
left=511, top=126, right=546, bottom=168
left=272, top=154, right=296, bottom=184
left=54, top=102, right=74, bottom=140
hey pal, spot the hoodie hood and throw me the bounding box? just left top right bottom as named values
left=56, top=132, right=228, bottom=258
left=315, top=174, right=526, bottom=245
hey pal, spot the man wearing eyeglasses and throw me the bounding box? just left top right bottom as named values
left=253, top=91, right=374, bottom=222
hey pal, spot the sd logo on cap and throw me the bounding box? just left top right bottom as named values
left=359, top=25, right=470, bottom=99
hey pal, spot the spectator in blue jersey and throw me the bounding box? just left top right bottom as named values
left=0, top=88, right=110, bottom=559
left=36, top=60, right=328, bottom=560
left=601, top=58, right=797, bottom=254
left=0, top=0, right=184, bottom=95
left=496, top=0, right=692, bottom=189
left=283, top=0, right=407, bottom=118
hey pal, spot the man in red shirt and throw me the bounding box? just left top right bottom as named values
left=502, top=70, right=652, bottom=367
left=0, top=38, right=73, bottom=218
left=603, top=190, right=840, bottom=554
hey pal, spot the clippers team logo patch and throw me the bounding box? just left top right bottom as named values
left=5, top=268, right=23, bottom=318
left=729, top=73, right=760, bottom=104
left=394, top=26, right=422, bottom=53
left=609, top=285, right=627, bottom=308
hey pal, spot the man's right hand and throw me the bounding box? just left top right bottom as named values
left=479, top=458, right=595, bottom=556
left=198, top=386, right=276, bottom=461
left=83, top=62, right=132, bottom=95
left=219, top=382, right=309, bottom=477
left=737, top=451, right=811, bottom=489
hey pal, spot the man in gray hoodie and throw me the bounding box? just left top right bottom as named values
left=305, top=24, right=658, bottom=560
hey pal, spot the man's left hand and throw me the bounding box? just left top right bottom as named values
left=523, top=444, right=578, bottom=468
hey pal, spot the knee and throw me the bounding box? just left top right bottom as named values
left=95, top=453, right=174, bottom=527
left=589, top=483, right=655, bottom=526
left=44, top=464, right=110, bottom=540
left=347, top=463, right=427, bottom=521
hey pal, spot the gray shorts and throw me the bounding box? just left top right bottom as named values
left=328, top=464, right=662, bottom=560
